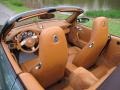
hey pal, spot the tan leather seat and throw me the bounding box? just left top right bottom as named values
left=22, top=26, right=68, bottom=88
left=69, top=67, right=98, bottom=90
left=73, top=17, right=109, bottom=68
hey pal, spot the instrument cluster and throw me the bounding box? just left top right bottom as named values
left=15, top=31, right=35, bottom=41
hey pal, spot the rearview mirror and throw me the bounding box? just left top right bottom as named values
left=77, top=17, right=89, bottom=23
left=38, top=13, right=55, bottom=19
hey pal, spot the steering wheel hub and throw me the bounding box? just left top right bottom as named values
left=25, top=38, right=35, bottom=48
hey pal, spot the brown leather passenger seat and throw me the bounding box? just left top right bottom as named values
left=69, top=17, right=109, bottom=69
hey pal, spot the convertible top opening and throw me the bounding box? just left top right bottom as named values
left=0, top=6, right=120, bottom=90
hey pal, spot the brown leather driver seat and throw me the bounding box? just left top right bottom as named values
left=27, top=26, right=68, bottom=88
left=72, top=17, right=109, bottom=68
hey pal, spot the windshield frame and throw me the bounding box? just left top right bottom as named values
left=0, top=6, right=83, bottom=40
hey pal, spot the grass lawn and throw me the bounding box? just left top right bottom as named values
left=84, top=10, right=120, bottom=36
left=0, top=0, right=30, bottom=13
left=85, top=10, right=120, bottom=19
left=84, top=18, right=120, bottom=36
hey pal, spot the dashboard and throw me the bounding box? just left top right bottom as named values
left=6, top=20, right=70, bottom=42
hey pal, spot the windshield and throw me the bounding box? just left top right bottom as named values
left=14, top=11, right=72, bottom=28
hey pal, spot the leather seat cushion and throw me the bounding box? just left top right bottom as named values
left=68, top=46, right=81, bottom=63
left=69, top=67, right=98, bottom=90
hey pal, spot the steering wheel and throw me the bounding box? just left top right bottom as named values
left=16, top=30, right=39, bottom=53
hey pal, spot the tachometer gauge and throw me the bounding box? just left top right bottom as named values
left=28, top=31, right=33, bottom=36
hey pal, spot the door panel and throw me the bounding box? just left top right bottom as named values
left=77, top=25, right=91, bottom=43
left=67, top=25, right=91, bottom=48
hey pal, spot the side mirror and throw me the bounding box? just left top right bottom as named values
left=77, top=17, right=89, bottom=23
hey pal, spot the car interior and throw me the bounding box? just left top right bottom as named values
left=1, top=7, right=120, bottom=90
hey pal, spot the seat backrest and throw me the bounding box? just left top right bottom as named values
left=32, top=27, right=68, bottom=87
left=73, top=17, right=108, bottom=68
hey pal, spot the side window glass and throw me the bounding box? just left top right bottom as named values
left=0, top=65, right=9, bottom=90
left=0, top=44, right=24, bottom=90
left=12, top=79, right=24, bottom=90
